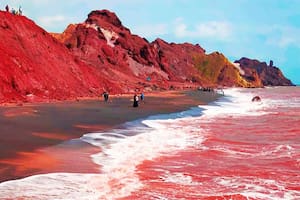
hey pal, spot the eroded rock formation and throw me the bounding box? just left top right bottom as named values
left=0, top=10, right=293, bottom=104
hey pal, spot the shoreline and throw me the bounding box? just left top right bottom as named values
left=0, top=89, right=221, bottom=182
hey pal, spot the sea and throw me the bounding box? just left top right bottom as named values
left=0, top=87, right=299, bottom=200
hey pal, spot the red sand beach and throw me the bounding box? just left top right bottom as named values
left=0, top=90, right=220, bottom=182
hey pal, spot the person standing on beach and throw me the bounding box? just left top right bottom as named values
left=103, top=92, right=109, bottom=102
left=140, top=93, right=144, bottom=101
left=5, top=5, right=9, bottom=12
left=133, top=94, right=139, bottom=107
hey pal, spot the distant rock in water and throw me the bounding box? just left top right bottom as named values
left=235, top=57, right=294, bottom=86
left=251, top=96, right=261, bottom=102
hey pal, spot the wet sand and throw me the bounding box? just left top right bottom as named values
left=0, top=90, right=221, bottom=182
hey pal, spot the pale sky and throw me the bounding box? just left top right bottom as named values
left=2, top=0, right=299, bottom=84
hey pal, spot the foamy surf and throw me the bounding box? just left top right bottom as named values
left=0, top=173, right=104, bottom=200
left=215, top=177, right=300, bottom=200
left=1, top=88, right=299, bottom=199
left=0, top=88, right=265, bottom=199
left=0, top=106, right=206, bottom=199
left=200, top=88, right=269, bottom=117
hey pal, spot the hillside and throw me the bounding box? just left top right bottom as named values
left=0, top=11, right=122, bottom=104
left=0, top=10, right=293, bottom=104
left=235, top=58, right=294, bottom=86
left=53, top=10, right=254, bottom=90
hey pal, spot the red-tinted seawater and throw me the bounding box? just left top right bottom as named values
left=124, top=87, right=300, bottom=200
left=0, top=87, right=299, bottom=200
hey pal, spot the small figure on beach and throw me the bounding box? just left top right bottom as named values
left=133, top=94, right=139, bottom=107
left=103, top=91, right=109, bottom=102
left=252, top=96, right=261, bottom=102
left=140, top=93, right=144, bottom=101
left=5, top=5, right=9, bottom=12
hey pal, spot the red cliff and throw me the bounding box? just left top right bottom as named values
left=54, top=10, right=253, bottom=90
left=0, top=10, right=293, bottom=104
left=235, top=58, right=294, bottom=86
left=0, top=11, right=122, bottom=103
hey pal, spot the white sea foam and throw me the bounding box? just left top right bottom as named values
left=210, top=144, right=296, bottom=159
left=0, top=108, right=205, bottom=199
left=0, top=173, right=107, bottom=200
left=200, top=88, right=269, bottom=118
left=215, top=176, right=300, bottom=200
left=159, top=171, right=201, bottom=186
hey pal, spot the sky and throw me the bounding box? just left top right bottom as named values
left=2, top=0, right=300, bottom=85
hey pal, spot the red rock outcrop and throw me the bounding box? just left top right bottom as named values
left=54, top=10, right=253, bottom=91
left=0, top=11, right=121, bottom=103
left=235, top=58, right=294, bottom=86
left=54, top=10, right=175, bottom=92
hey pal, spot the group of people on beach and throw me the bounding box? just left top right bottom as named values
left=198, top=86, right=225, bottom=96
left=198, top=87, right=215, bottom=92
left=133, top=93, right=144, bottom=107
left=4, top=5, right=22, bottom=15
left=102, top=91, right=144, bottom=107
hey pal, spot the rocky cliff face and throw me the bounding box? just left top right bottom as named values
left=0, top=11, right=123, bottom=103
left=0, top=10, right=293, bottom=104
left=235, top=58, right=294, bottom=86
left=54, top=10, right=253, bottom=90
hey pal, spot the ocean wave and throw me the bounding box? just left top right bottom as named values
left=0, top=106, right=206, bottom=199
